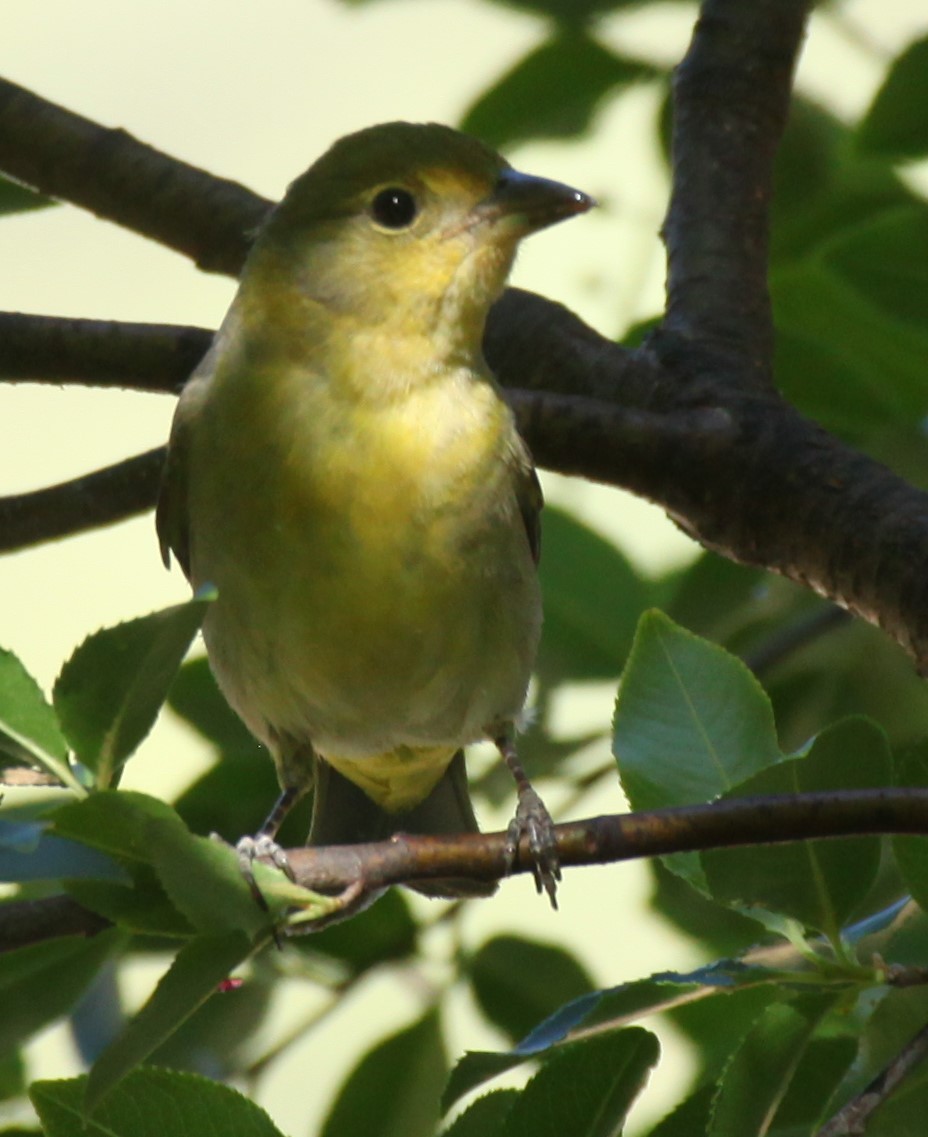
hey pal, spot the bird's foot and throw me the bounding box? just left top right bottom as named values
left=495, top=734, right=560, bottom=908
left=503, top=786, right=561, bottom=908
left=233, top=832, right=294, bottom=914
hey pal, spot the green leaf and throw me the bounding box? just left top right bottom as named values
left=770, top=1036, right=858, bottom=1132
left=149, top=823, right=277, bottom=938
left=53, top=597, right=212, bottom=788
left=65, top=871, right=193, bottom=938
left=444, top=1053, right=529, bottom=1115
left=538, top=508, right=650, bottom=681
left=52, top=790, right=188, bottom=863
left=0, top=930, right=123, bottom=1056
left=821, top=206, right=928, bottom=334
left=85, top=930, right=253, bottom=1112
left=772, top=97, right=916, bottom=266
left=863, top=1062, right=928, bottom=1137
left=54, top=790, right=275, bottom=937
left=614, top=611, right=782, bottom=810
left=461, top=31, right=654, bottom=150
left=515, top=973, right=701, bottom=1056
left=772, top=208, right=928, bottom=434
left=845, top=985, right=928, bottom=1096
left=614, top=611, right=781, bottom=884
left=32, top=1067, right=285, bottom=1137
left=468, top=935, right=594, bottom=1042
left=502, top=1027, right=659, bottom=1137
left=0, top=175, right=54, bottom=216
left=663, top=555, right=767, bottom=643
left=441, top=1092, right=518, bottom=1137
left=857, top=35, right=928, bottom=160
left=320, top=1011, right=447, bottom=1137
left=0, top=1049, right=26, bottom=1102
left=148, top=967, right=272, bottom=1079
left=709, top=995, right=837, bottom=1137
left=702, top=717, right=890, bottom=940
left=647, top=1084, right=714, bottom=1137
left=0, top=648, right=78, bottom=792
left=445, top=965, right=768, bottom=1112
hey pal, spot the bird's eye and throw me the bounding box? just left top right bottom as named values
left=370, top=187, right=419, bottom=229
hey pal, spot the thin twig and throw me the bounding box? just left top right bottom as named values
left=817, top=1021, right=928, bottom=1135
left=743, top=606, right=853, bottom=677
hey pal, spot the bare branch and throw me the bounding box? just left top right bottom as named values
left=0, top=312, right=208, bottom=392
left=0, top=895, right=109, bottom=952
left=0, top=447, right=164, bottom=552
left=662, top=0, right=808, bottom=383
left=283, top=788, right=928, bottom=895
left=817, top=1021, right=928, bottom=1135
left=0, top=75, right=267, bottom=275
left=5, top=788, right=928, bottom=949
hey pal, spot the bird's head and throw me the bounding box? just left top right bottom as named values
left=242, top=122, right=593, bottom=370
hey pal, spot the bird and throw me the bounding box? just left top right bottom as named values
left=156, top=121, right=593, bottom=906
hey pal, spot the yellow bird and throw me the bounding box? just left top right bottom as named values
left=157, top=122, right=592, bottom=902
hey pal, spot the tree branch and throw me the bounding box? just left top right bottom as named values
left=0, top=448, right=165, bottom=551
left=282, top=788, right=928, bottom=895
left=0, top=312, right=207, bottom=392
left=662, top=0, right=805, bottom=381
left=817, top=1021, right=928, bottom=1135
left=4, top=788, right=928, bottom=949
left=0, top=75, right=266, bottom=275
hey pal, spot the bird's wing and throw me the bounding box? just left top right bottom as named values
left=156, top=376, right=207, bottom=580
left=515, top=447, right=543, bottom=566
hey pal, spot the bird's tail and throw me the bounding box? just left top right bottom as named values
left=309, top=750, right=496, bottom=899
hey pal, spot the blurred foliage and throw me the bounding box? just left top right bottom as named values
left=4, top=1, right=928, bottom=1135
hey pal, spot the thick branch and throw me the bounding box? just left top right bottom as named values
left=662, top=0, right=808, bottom=383
left=0, top=76, right=267, bottom=274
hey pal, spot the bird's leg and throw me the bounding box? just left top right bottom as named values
left=235, top=785, right=305, bottom=911
left=235, top=737, right=316, bottom=905
left=495, top=734, right=560, bottom=908
left=238, top=786, right=301, bottom=871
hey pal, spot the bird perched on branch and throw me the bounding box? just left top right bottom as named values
left=157, top=122, right=593, bottom=905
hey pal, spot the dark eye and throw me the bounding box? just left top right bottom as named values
left=370, top=187, right=418, bottom=229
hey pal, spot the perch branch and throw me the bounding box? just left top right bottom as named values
left=3, top=788, right=928, bottom=949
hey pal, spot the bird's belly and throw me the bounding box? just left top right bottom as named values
left=196, top=474, right=540, bottom=762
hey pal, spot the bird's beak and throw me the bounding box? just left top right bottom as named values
left=473, top=168, right=595, bottom=235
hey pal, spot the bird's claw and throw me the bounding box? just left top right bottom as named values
left=503, top=786, right=561, bottom=909
left=234, top=832, right=295, bottom=916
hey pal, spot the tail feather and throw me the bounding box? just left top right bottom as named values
left=309, top=751, right=496, bottom=899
